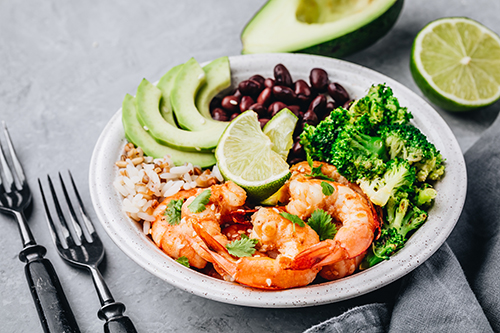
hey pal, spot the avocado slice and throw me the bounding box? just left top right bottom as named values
left=241, top=0, right=403, bottom=58
left=156, top=63, right=183, bottom=125
left=135, top=79, right=221, bottom=153
left=121, top=94, right=216, bottom=167
left=196, top=56, right=232, bottom=120
left=170, top=58, right=228, bottom=132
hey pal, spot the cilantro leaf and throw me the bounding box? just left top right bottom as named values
left=321, top=181, right=335, bottom=196
left=306, top=153, right=335, bottom=181
left=279, top=211, right=305, bottom=231
left=164, top=198, right=184, bottom=225
left=225, top=234, right=258, bottom=257
left=188, top=189, right=211, bottom=213
left=307, top=209, right=337, bottom=241
left=176, top=256, right=190, bottom=267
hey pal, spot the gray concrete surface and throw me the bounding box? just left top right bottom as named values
left=0, top=1, right=499, bottom=332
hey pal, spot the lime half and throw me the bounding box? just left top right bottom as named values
left=215, top=111, right=291, bottom=202
left=411, top=17, right=500, bottom=112
left=262, top=108, right=298, bottom=160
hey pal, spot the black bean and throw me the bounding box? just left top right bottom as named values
left=274, top=64, right=293, bottom=87
left=249, top=74, right=265, bottom=86
left=294, top=79, right=312, bottom=97
left=212, top=108, right=229, bottom=121
left=238, top=79, right=263, bottom=96
left=287, top=105, right=301, bottom=118
left=294, top=79, right=313, bottom=106
left=328, top=82, right=349, bottom=105
left=326, top=101, right=336, bottom=111
left=268, top=101, right=287, bottom=117
left=209, top=96, right=221, bottom=112
left=257, top=87, right=273, bottom=106
left=343, top=99, right=354, bottom=110
left=229, top=113, right=239, bottom=121
left=293, top=119, right=305, bottom=137
left=240, top=96, right=255, bottom=112
left=221, top=95, right=240, bottom=113
left=249, top=103, right=267, bottom=117
left=272, top=85, right=296, bottom=104
left=303, top=110, right=319, bottom=126
left=309, top=68, right=329, bottom=92
left=308, top=95, right=327, bottom=119
left=264, top=78, right=275, bottom=88
left=290, top=141, right=305, bottom=159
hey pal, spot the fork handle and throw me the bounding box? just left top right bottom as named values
left=99, top=302, right=137, bottom=333
left=20, top=244, right=81, bottom=333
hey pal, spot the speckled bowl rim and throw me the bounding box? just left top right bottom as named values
left=89, top=53, right=467, bottom=308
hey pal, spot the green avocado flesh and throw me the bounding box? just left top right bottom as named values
left=121, top=94, right=216, bottom=167
left=171, top=58, right=228, bottom=132
left=135, top=78, right=221, bottom=153
left=241, top=0, right=403, bottom=58
left=156, top=63, right=183, bottom=125
left=196, top=56, right=232, bottom=119
left=121, top=56, right=231, bottom=167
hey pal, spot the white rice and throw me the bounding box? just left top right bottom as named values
left=114, top=148, right=220, bottom=235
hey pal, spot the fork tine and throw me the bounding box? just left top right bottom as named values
left=58, top=172, right=85, bottom=243
left=68, top=170, right=97, bottom=238
left=0, top=139, right=14, bottom=192
left=38, top=178, right=65, bottom=249
left=47, top=175, right=76, bottom=248
left=2, top=122, right=25, bottom=187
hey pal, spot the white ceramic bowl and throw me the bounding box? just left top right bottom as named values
left=89, top=53, right=467, bottom=308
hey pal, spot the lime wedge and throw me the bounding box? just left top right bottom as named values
left=411, top=17, right=500, bottom=112
left=262, top=108, right=298, bottom=160
left=215, top=111, right=291, bottom=202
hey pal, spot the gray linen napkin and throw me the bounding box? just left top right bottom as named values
left=305, top=112, right=500, bottom=333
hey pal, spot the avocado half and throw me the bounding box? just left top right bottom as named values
left=241, top=0, right=404, bottom=58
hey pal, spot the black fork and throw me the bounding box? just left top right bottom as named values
left=39, top=172, right=137, bottom=333
left=0, top=122, right=80, bottom=332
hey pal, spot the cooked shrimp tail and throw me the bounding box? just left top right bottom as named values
left=193, top=209, right=320, bottom=290
left=286, top=176, right=380, bottom=272
left=291, top=239, right=346, bottom=270
left=191, top=220, right=229, bottom=255
left=205, top=253, right=319, bottom=290
left=319, top=252, right=366, bottom=281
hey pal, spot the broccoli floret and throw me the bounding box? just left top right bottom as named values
left=414, top=183, right=437, bottom=208
left=380, top=124, right=445, bottom=182
left=358, top=158, right=415, bottom=207
left=416, top=154, right=445, bottom=182
left=300, top=107, right=350, bottom=162
left=361, top=197, right=428, bottom=268
left=328, top=125, right=387, bottom=182
left=361, top=228, right=405, bottom=268
left=348, top=84, right=413, bottom=130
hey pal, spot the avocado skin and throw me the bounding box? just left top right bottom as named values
left=296, top=0, right=404, bottom=58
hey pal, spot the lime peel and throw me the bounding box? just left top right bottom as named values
left=411, top=17, right=500, bottom=111
left=215, top=111, right=292, bottom=202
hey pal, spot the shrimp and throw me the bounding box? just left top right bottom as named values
left=151, top=188, right=207, bottom=269
left=192, top=207, right=321, bottom=290
left=287, top=174, right=379, bottom=271
left=319, top=252, right=366, bottom=280
left=290, top=161, right=367, bottom=200
left=181, top=181, right=247, bottom=262
left=250, top=207, right=319, bottom=258
left=151, top=181, right=247, bottom=269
